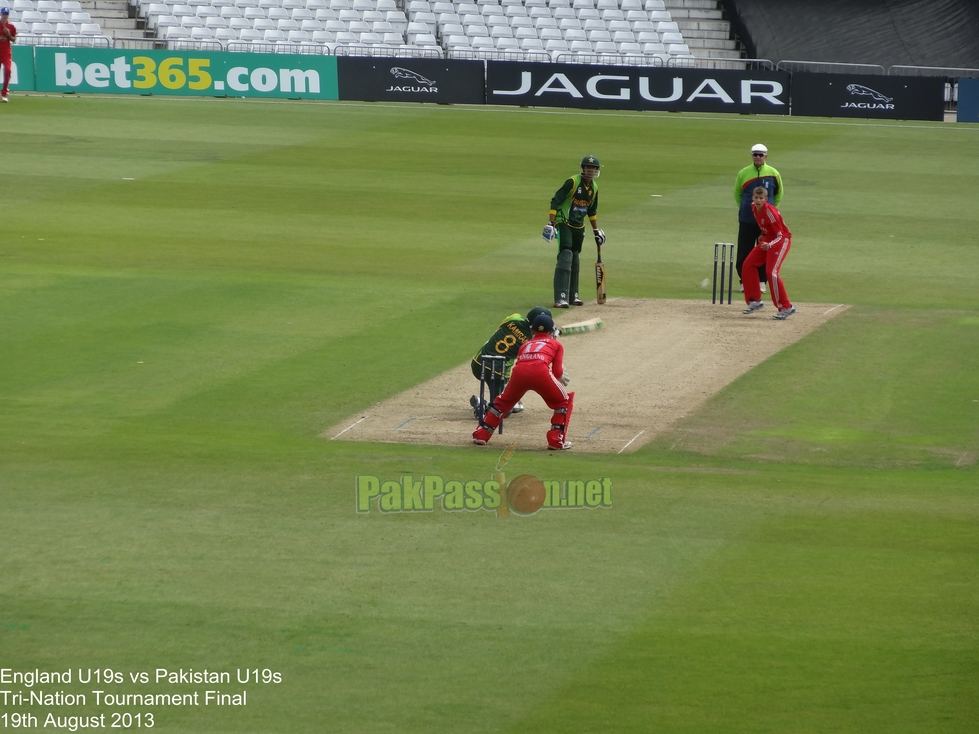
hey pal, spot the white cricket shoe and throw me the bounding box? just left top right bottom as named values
left=1, top=96, right=8, bottom=103
left=772, top=306, right=797, bottom=320
left=760, top=283, right=767, bottom=293
left=510, top=401, right=525, bottom=413
left=742, top=300, right=765, bottom=314
left=547, top=441, right=573, bottom=451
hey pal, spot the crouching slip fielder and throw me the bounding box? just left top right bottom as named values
left=742, top=187, right=796, bottom=320
left=473, top=313, right=574, bottom=451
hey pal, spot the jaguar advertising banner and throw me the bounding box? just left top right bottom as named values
left=791, top=72, right=944, bottom=121
left=486, top=61, right=790, bottom=114
left=337, top=57, right=485, bottom=104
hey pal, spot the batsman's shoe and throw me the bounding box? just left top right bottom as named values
left=1, top=96, right=7, bottom=103
left=742, top=300, right=765, bottom=314
left=547, top=441, right=573, bottom=451
left=571, top=295, right=584, bottom=306
left=510, top=401, right=525, bottom=414
left=772, top=306, right=797, bottom=320
left=472, top=426, right=493, bottom=445
left=553, top=299, right=570, bottom=309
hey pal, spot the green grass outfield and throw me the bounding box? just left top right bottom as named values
left=1, top=96, right=977, bottom=733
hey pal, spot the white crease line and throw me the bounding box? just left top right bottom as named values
left=618, top=430, right=646, bottom=454
left=330, top=416, right=367, bottom=440
left=822, top=304, right=846, bottom=315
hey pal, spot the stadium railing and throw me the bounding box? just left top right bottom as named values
left=776, top=60, right=885, bottom=75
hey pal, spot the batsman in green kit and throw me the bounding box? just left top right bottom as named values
left=469, top=306, right=552, bottom=418
left=543, top=155, right=606, bottom=308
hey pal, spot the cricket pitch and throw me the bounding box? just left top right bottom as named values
left=323, top=298, right=849, bottom=453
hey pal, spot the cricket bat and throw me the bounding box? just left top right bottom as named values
left=559, top=317, right=603, bottom=335
left=596, top=243, right=607, bottom=304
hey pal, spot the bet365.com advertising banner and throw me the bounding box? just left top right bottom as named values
left=8, top=45, right=36, bottom=91
left=34, top=47, right=338, bottom=100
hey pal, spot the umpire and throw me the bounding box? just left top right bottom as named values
left=734, top=144, right=783, bottom=291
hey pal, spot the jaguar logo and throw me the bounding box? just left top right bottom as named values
left=390, top=67, right=435, bottom=87
left=846, top=84, right=893, bottom=103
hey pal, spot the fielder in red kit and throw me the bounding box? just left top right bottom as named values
left=473, top=313, right=574, bottom=450
left=0, top=7, right=15, bottom=103
left=742, top=187, right=796, bottom=320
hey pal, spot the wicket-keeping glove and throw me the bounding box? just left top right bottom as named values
left=542, top=223, right=558, bottom=242
left=594, top=229, right=606, bottom=246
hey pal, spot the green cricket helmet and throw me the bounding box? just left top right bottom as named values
left=526, top=306, right=552, bottom=326
left=580, top=155, right=601, bottom=180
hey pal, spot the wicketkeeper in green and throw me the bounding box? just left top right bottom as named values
left=543, top=155, right=606, bottom=308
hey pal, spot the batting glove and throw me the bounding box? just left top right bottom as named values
left=594, top=229, right=606, bottom=246
left=543, top=223, right=558, bottom=242
left=560, top=373, right=570, bottom=386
